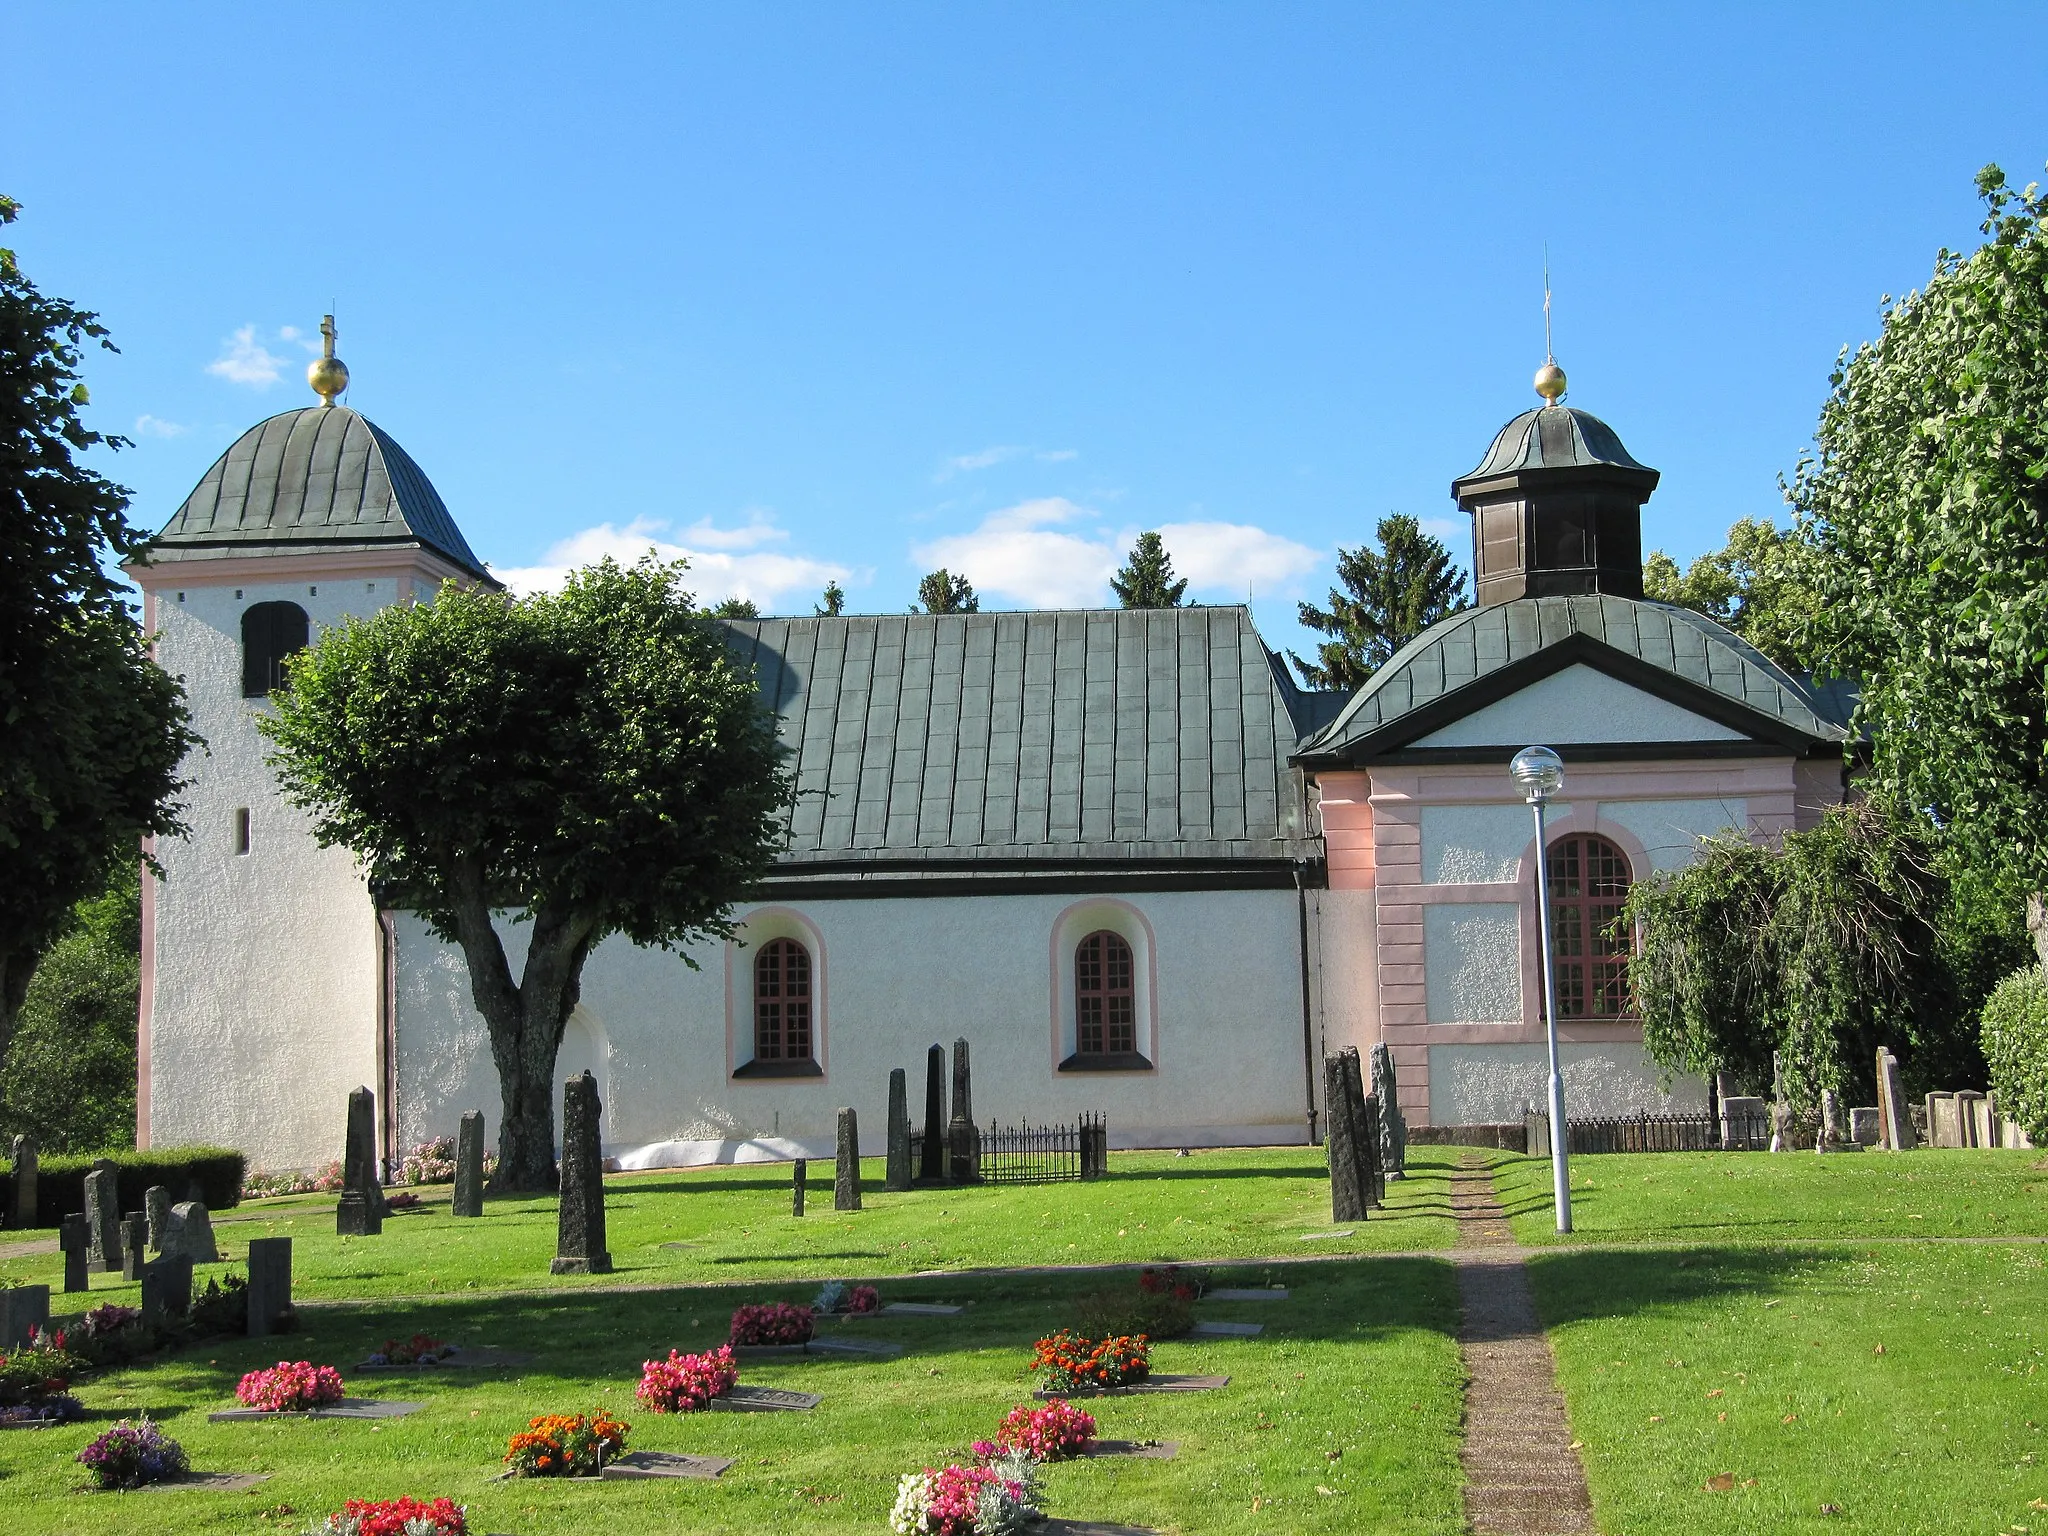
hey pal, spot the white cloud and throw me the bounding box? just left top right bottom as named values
left=934, top=445, right=1080, bottom=481
left=205, top=325, right=288, bottom=387
left=278, top=324, right=323, bottom=356
left=912, top=501, right=1323, bottom=610
left=1419, top=516, right=1466, bottom=545
left=1037, top=448, right=1078, bottom=463
left=132, top=414, right=187, bottom=439
left=677, top=511, right=788, bottom=551
left=492, top=516, right=853, bottom=612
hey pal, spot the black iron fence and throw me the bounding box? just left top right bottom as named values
left=910, top=1114, right=1107, bottom=1185
left=1524, top=1109, right=1772, bottom=1155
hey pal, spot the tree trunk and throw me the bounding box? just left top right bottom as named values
left=2029, top=893, right=2048, bottom=969
left=0, top=944, right=36, bottom=1070
left=446, top=858, right=599, bottom=1193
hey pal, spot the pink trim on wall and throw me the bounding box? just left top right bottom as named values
left=1318, top=772, right=1376, bottom=891
left=1046, top=897, right=1161, bottom=1074
left=136, top=836, right=156, bottom=1151
left=123, top=546, right=479, bottom=593
left=724, top=907, right=829, bottom=1082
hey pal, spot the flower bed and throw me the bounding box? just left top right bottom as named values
left=729, top=1301, right=814, bottom=1346
left=636, top=1345, right=737, bottom=1412
left=77, top=1417, right=188, bottom=1489
left=307, top=1496, right=468, bottom=1534
left=812, top=1280, right=882, bottom=1315
left=503, top=1411, right=628, bottom=1477
left=364, top=1334, right=454, bottom=1367
left=890, top=1456, right=1038, bottom=1536
left=0, top=1395, right=82, bottom=1427
left=236, top=1361, right=345, bottom=1412
left=0, top=1333, right=84, bottom=1406
left=1028, top=1330, right=1150, bottom=1392
left=401, top=1137, right=457, bottom=1185
left=975, top=1399, right=1096, bottom=1462
left=242, top=1161, right=346, bottom=1201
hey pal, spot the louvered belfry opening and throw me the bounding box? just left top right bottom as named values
left=1546, top=833, right=1634, bottom=1019
left=754, top=937, right=812, bottom=1061
left=241, top=601, right=310, bottom=697
left=1075, top=930, right=1136, bottom=1056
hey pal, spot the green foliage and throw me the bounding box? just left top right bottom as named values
left=1981, top=964, right=2048, bottom=1146
left=19, top=1147, right=245, bottom=1225
left=815, top=580, right=845, bottom=617
left=260, top=556, right=791, bottom=1188
left=0, top=196, right=195, bottom=1055
left=1795, top=164, right=2048, bottom=896
left=915, top=567, right=978, bottom=613
left=1110, top=531, right=1188, bottom=609
left=1641, top=516, right=1819, bottom=672
left=1623, top=799, right=1989, bottom=1108
left=1290, top=513, right=1468, bottom=690
left=709, top=596, right=760, bottom=618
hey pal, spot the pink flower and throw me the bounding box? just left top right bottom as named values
left=235, top=1361, right=345, bottom=1412
left=636, top=1346, right=738, bottom=1413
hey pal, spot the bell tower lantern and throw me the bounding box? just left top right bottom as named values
left=1451, top=363, right=1660, bottom=606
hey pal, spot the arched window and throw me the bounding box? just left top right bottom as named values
left=1075, top=930, right=1136, bottom=1057
left=753, top=938, right=813, bottom=1063
left=242, top=601, right=310, bottom=697
left=1547, top=834, right=1634, bottom=1018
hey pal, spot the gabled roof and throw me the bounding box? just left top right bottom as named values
left=142, top=406, right=491, bottom=581
left=1293, top=594, right=1854, bottom=766
left=720, top=607, right=1328, bottom=874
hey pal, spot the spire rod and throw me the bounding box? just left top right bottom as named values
left=1533, top=248, right=1567, bottom=406
left=308, top=313, right=350, bottom=406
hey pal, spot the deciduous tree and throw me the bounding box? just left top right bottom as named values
left=1290, top=514, right=1467, bottom=690
left=916, top=568, right=979, bottom=614
left=1642, top=517, right=1818, bottom=673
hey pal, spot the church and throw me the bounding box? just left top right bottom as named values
left=124, top=332, right=1853, bottom=1176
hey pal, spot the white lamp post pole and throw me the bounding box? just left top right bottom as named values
left=1511, top=745, right=1572, bottom=1235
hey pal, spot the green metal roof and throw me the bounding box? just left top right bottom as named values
left=143, top=406, right=490, bottom=581
left=722, top=607, right=1330, bottom=868
left=1295, top=594, right=1854, bottom=764
left=1455, top=404, right=1653, bottom=484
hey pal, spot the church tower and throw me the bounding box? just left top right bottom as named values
left=123, top=322, right=494, bottom=1172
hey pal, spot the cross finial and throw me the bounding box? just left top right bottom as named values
left=1533, top=248, right=1567, bottom=406
left=307, top=313, right=350, bottom=406
left=320, top=314, right=337, bottom=359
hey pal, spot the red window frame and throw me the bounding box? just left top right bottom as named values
left=1075, top=930, right=1136, bottom=1056
left=754, top=938, right=812, bottom=1061
left=1546, top=833, right=1634, bottom=1019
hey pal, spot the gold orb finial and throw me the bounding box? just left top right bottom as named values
left=307, top=314, right=349, bottom=406
left=1534, top=360, right=1567, bottom=405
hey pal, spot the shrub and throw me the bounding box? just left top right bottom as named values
left=236, top=1361, right=344, bottom=1412
left=1027, top=1331, right=1149, bottom=1392
left=401, top=1137, right=457, bottom=1185
left=503, top=1411, right=628, bottom=1477
left=636, top=1345, right=737, bottom=1413
left=730, top=1301, right=813, bottom=1345
left=1983, top=964, right=2048, bottom=1146
left=76, top=1417, right=188, bottom=1489
left=306, top=1496, right=468, bottom=1535
left=26, top=1147, right=245, bottom=1224
left=982, top=1399, right=1096, bottom=1462
left=889, top=1457, right=1038, bottom=1536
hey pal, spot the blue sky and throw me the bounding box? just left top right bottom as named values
left=8, top=4, right=2046, bottom=661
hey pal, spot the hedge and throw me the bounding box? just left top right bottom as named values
left=1983, top=964, right=2048, bottom=1148
left=1, top=1147, right=245, bottom=1228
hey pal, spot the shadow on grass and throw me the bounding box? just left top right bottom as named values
left=1522, top=1245, right=1811, bottom=1329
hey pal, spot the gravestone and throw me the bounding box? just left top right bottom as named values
left=59, top=1214, right=90, bottom=1292
left=1768, top=1051, right=1791, bottom=1152
left=551, top=1070, right=612, bottom=1274
left=0, top=1282, right=49, bottom=1348
left=1322, top=1054, right=1367, bottom=1222
left=1927, top=1092, right=1963, bottom=1149
left=921, top=1043, right=946, bottom=1182
left=121, top=1213, right=149, bottom=1280
left=1816, top=1090, right=1843, bottom=1153
left=1877, top=1048, right=1915, bottom=1150
left=452, top=1111, right=485, bottom=1218
left=6, top=1133, right=34, bottom=1230
left=163, top=1201, right=221, bottom=1263
left=343, top=1086, right=388, bottom=1217
left=1341, top=1050, right=1381, bottom=1205
left=835, top=1107, right=862, bottom=1211
left=948, top=1037, right=980, bottom=1182
left=1370, top=1044, right=1407, bottom=1179
left=1720, top=1095, right=1768, bottom=1149
left=1962, top=1091, right=1994, bottom=1148
left=140, top=1254, right=192, bottom=1325
left=791, top=1158, right=806, bottom=1217
left=83, top=1163, right=122, bottom=1271
left=885, top=1068, right=913, bottom=1191
left=336, top=1190, right=378, bottom=1236
left=144, top=1184, right=171, bottom=1252
left=1359, top=1092, right=1385, bottom=1207
left=1849, top=1107, right=1881, bottom=1147
left=246, top=1236, right=292, bottom=1338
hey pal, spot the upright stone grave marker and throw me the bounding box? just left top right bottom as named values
left=921, top=1044, right=946, bottom=1182
left=1849, top=1107, right=1881, bottom=1147
left=1816, top=1090, right=1843, bottom=1153
left=7, top=1133, right=35, bottom=1230
left=791, top=1158, right=806, bottom=1217
left=835, top=1108, right=862, bottom=1211
left=246, top=1236, right=292, bottom=1338
left=0, top=1282, right=49, bottom=1348
left=164, top=1201, right=221, bottom=1263
left=60, top=1214, right=90, bottom=1292
left=948, top=1038, right=979, bottom=1182
left=1959, top=1091, right=1991, bottom=1148
left=1339, top=1050, right=1379, bottom=1205
left=121, top=1214, right=149, bottom=1280
left=452, top=1111, right=486, bottom=1218
left=1360, top=1093, right=1385, bottom=1207
left=84, top=1163, right=122, bottom=1272
left=140, top=1255, right=193, bottom=1326
left=336, top=1191, right=378, bottom=1236
left=144, top=1185, right=171, bottom=1252
left=885, top=1068, right=912, bottom=1191
left=551, top=1071, right=612, bottom=1274
left=1927, top=1092, right=1963, bottom=1149
left=1322, top=1054, right=1367, bottom=1222
left=1877, top=1048, right=1915, bottom=1150
left=343, top=1086, right=388, bottom=1217
left=1370, top=1044, right=1406, bottom=1179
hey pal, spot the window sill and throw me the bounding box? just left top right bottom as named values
left=731, top=1058, right=823, bottom=1079
left=1057, top=1051, right=1154, bottom=1073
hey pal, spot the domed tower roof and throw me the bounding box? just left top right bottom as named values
left=1456, top=403, right=1654, bottom=483
left=143, top=403, right=490, bottom=582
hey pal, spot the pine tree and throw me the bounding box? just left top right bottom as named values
left=1110, top=531, right=1189, bottom=609
left=710, top=596, right=760, bottom=618
left=815, top=580, right=846, bottom=617
left=915, top=568, right=979, bottom=614
left=1289, top=514, right=1469, bottom=691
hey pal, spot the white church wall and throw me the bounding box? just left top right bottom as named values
left=1407, top=663, right=1748, bottom=747
left=393, top=886, right=1312, bottom=1167
left=1427, top=1041, right=1707, bottom=1124
left=1421, top=803, right=1572, bottom=883
left=1312, top=887, right=1378, bottom=1061
left=1597, top=798, right=1748, bottom=871
left=1423, top=904, right=1522, bottom=1022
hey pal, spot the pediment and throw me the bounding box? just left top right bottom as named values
left=1407, top=662, right=1751, bottom=749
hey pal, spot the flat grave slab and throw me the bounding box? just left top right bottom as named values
left=357, top=1345, right=535, bottom=1372
left=1036, top=1374, right=1227, bottom=1399
left=1206, top=1288, right=1287, bottom=1302
left=881, top=1302, right=962, bottom=1316
left=602, top=1451, right=734, bottom=1480
left=1084, top=1439, right=1178, bottom=1460
left=138, top=1472, right=274, bottom=1493
left=209, top=1398, right=423, bottom=1422
left=1041, top=1522, right=1160, bottom=1535
left=1188, top=1320, right=1263, bottom=1338
left=733, top=1338, right=901, bottom=1361
left=710, top=1385, right=821, bottom=1413
left=0, top=1407, right=82, bottom=1431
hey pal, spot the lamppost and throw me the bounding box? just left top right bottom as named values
left=1511, top=744, right=1572, bottom=1234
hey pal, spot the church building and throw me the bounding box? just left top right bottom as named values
left=125, top=333, right=1852, bottom=1175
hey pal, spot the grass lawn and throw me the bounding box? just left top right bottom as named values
left=1490, top=1147, right=2048, bottom=1246
left=1526, top=1239, right=2048, bottom=1536
left=0, top=1254, right=1466, bottom=1535
left=0, top=1147, right=1458, bottom=1303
